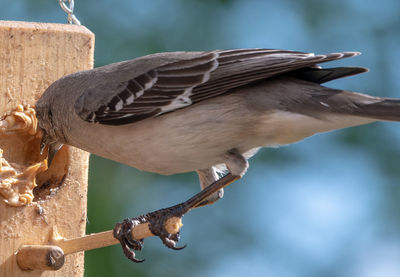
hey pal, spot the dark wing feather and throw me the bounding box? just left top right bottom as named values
left=82, top=49, right=364, bottom=125
left=290, top=66, right=368, bottom=84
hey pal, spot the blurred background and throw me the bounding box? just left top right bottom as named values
left=2, top=0, right=400, bottom=276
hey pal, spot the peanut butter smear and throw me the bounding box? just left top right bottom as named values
left=0, top=105, right=47, bottom=206
left=0, top=104, right=38, bottom=136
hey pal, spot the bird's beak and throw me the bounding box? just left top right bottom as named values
left=39, top=132, right=48, bottom=156
left=47, top=142, right=63, bottom=168
left=40, top=132, right=63, bottom=168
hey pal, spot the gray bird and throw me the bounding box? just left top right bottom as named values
left=35, top=48, right=400, bottom=261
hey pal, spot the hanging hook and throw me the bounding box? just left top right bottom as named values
left=59, top=0, right=81, bottom=25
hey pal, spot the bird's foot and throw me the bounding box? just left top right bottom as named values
left=113, top=216, right=147, bottom=263
left=145, top=203, right=187, bottom=250
left=113, top=203, right=187, bottom=262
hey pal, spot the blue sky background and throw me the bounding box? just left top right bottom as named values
left=2, top=0, right=400, bottom=276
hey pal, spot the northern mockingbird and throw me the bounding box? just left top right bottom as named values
left=36, top=48, right=400, bottom=261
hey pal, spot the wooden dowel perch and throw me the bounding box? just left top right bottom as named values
left=16, top=216, right=182, bottom=271
left=57, top=216, right=182, bottom=254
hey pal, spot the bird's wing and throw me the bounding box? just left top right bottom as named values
left=77, top=48, right=361, bottom=125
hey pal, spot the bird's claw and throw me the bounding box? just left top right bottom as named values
left=159, top=232, right=186, bottom=250
left=113, top=217, right=146, bottom=263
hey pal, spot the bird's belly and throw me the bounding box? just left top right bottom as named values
left=93, top=131, right=237, bottom=175
left=76, top=120, right=252, bottom=175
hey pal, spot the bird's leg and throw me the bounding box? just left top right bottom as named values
left=196, top=167, right=224, bottom=207
left=195, top=150, right=249, bottom=207
left=113, top=149, right=248, bottom=262
left=178, top=149, right=249, bottom=210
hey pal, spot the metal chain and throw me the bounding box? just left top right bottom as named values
left=59, top=0, right=81, bottom=25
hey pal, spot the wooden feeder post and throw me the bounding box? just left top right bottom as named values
left=0, top=21, right=94, bottom=276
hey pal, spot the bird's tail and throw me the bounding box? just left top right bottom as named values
left=349, top=97, right=400, bottom=122
left=281, top=66, right=399, bottom=122
left=307, top=89, right=400, bottom=123
left=279, top=78, right=400, bottom=125
left=284, top=88, right=400, bottom=139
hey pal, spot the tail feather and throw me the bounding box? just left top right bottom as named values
left=280, top=78, right=400, bottom=123
left=309, top=90, right=400, bottom=122
left=353, top=98, right=400, bottom=122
